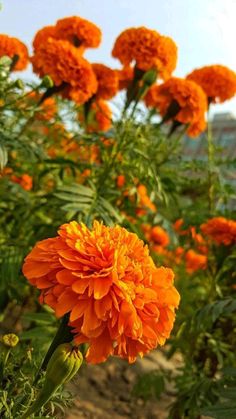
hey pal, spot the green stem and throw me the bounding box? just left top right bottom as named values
left=0, top=348, right=10, bottom=383
left=207, top=110, right=215, bottom=214
left=33, top=314, right=73, bottom=385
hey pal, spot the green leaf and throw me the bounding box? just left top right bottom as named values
left=0, top=144, right=8, bottom=170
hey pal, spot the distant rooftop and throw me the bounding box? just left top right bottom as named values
left=212, top=112, right=236, bottom=122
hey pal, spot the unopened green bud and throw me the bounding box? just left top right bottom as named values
left=142, top=68, right=157, bottom=86
left=41, top=75, right=54, bottom=89
left=0, top=56, right=12, bottom=67
left=2, top=333, right=19, bottom=348
left=21, top=343, right=83, bottom=418
left=14, top=79, right=24, bottom=89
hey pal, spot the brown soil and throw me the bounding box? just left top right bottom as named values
left=66, top=350, right=181, bottom=419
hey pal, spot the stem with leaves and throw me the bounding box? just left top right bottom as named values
left=207, top=112, right=215, bottom=214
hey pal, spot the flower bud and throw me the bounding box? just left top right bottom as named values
left=142, top=69, right=157, bottom=86
left=0, top=56, right=12, bottom=68
left=21, top=343, right=83, bottom=418
left=2, top=333, right=19, bottom=348
left=14, top=79, right=24, bottom=89
left=41, top=75, right=54, bottom=89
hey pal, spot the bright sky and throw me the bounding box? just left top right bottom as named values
left=1, top=0, right=236, bottom=115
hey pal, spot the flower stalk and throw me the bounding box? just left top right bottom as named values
left=21, top=343, right=83, bottom=419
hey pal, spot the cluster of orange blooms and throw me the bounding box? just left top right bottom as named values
left=147, top=216, right=236, bottom=274
left=31, top=18, right=117, bottom=132
left=201, top=217, right=236, bottom=246
left=23, top=221, right=180, bottom=364
left=0, top=167, right=33, bottom=191
left=140, top=216, right=236, bottom=275
left=0, top=16, right=236, bottom=137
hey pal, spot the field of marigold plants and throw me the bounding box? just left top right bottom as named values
left=0, top=14, right=236, bottom=419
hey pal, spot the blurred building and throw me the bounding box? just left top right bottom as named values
left=182, top=112, right=236, bottom=160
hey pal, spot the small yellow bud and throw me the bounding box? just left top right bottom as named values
left=2, top=333, right=19, bottom=348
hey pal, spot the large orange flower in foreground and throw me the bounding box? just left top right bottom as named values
left=145, top=78, right=207, bottom=137
left=31, top=38, right=98, bottom=104
left=187, top=65, right=236, bottom=104
left=201, top=217, right=236, bottom=246
left=23, top=221, right=180, bottom=364
left=0, top=34, right=28, bottom=70
left=92, top=63, right=119, bottom=100
left=112, top=27, right=177, bottom=79
left=55, top=16, right=101, bottom=49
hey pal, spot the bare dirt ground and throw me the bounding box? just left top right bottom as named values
left=66, top=350, right=182, bottom=419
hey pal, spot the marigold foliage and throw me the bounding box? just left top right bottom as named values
left=0, top=34, right=28, bottom=70
left=187, top=65, right=236, bottom=103
left=22, top=221, right=180, bottom=364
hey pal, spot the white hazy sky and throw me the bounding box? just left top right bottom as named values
left=1, top=0, right=236, bottom=115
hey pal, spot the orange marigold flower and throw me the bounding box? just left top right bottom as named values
left=0, top=167, right=13, bottom=178
left=0, top=34, right=28, bottom=71
left=145, top=78, right=207, bottom=138
left=116, top=66, right=134, bottom=90
left=31, top=39, right=97, bottom=104
left=55, top=16, right=101, bottom=49
left=187, top=65, right=236, bottom=103
left=79, top=100, right=112, bottom=132
left=174, top=246, right=185, bottom=264
left=117, top=175, right=126, bottom=188
left=190, top=227, right=208, bottom=255
left=112, top=28, right=137, bottom=67
left=112, top=27, right=177, bottom=79
left=137, top=184, right=156, bottom=213
left=173, top=219, right=191, bottom=236
left=11, top=174, right=33, bottom=191
left=22, top=221, right=180, bottom=364
left=201, top=217, right=236, bottom=246
left=92, top=63, right=119, bottom=100
left=150, top=226, right=169, bottom=247
left=33, top=26, right=57, bottom=51
left=185, top=249, right=207, bottom=274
